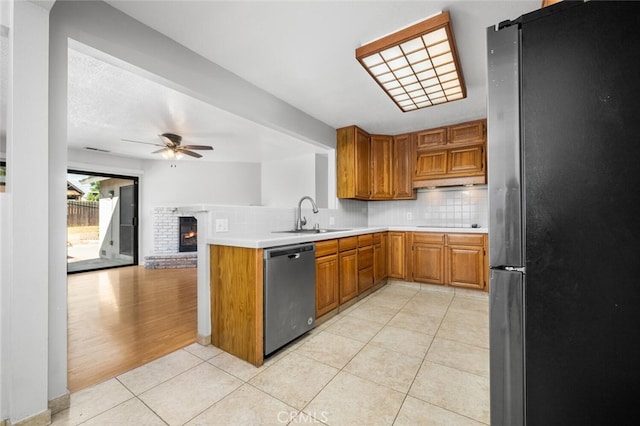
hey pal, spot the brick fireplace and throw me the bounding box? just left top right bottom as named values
left=144, top=207, right=197, bottom=269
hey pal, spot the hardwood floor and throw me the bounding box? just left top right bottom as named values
left=67, top=266, right=197, bottom=392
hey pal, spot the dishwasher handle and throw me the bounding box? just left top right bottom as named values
left=264, top=243, right=315, bottom=259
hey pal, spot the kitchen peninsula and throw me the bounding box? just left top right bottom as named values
left=209, top=225, right=487, bottom=366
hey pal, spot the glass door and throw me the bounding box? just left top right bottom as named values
left=67, top=170, right=138, bottom=273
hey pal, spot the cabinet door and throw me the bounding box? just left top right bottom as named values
left=414, top=127, right=447, bottom=150
left=339, top=249, right=359, bottom=304
left=316, top=254, right=339, bottom=318
left=374, top=233, right=388, bottom=284
left=387, top=232, right=406, bottom=279
left=370, top=135, right=393, bottom=199
left=412, top=244, right=445, bottom=284
left=448, top=244, right=485, bottom=290
left=355, top=127, right=371, bottom=199
left=448, top=120, right=486, bottom=147
left=447, top=145, right=484, bottom=176
left=393, top=134, right=416, bottom=199
left=358, top=245, right=374, bottom=293
left=415, top=149, right=448, bottom=179
left=337, top=126, right=370, bottom=200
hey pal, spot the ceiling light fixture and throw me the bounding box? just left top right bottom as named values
left=356, top=11, right=466, bottom=112
left=161, top=148, right=183, bottom=160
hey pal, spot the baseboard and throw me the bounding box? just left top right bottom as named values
left=48, top=392, right=70, bottom=415
left=196, top=334, right=211, bottom=346
left=8, top=409, right=51, bottom=426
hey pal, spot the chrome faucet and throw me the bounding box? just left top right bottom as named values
left=296, top=196, right=319, bottom=231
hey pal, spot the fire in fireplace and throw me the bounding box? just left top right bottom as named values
left=179, top=216, right=197, bottom=252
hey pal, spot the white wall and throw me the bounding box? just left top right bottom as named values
left=1, top=0, right=51, bottom=423
left=141, top=159, right=261, bottom=258
left=261, top=154, right=316, bottom=208
left=0, top=193, right=8, bottom=422
left=49, top=6, right=337, bottom=379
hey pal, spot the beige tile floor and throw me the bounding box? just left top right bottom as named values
left=52, top=280, right=489, bottom=426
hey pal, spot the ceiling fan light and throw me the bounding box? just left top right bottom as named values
left=175, top=151, right=184, bottom=160
left=162, top=149, right=175, bottom=160
left=356, top=11, right=466, bottom=112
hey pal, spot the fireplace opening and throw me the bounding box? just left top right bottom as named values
left=179, top=216, right=197, bottom=252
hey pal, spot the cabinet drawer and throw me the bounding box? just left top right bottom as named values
left=315, top=239, right=338, bottom=258
left=447, top=233, right=484, bottom=246
left=413, top=232, right=445, bottom=244
left=358, top=245, right=373, bottom=269
left=372, top=233, right=382, bottom=244
left=339, top=236, right=358, bottom=251
left=358, top=234, right=373, bottom=247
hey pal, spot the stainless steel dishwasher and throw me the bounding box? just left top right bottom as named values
left=263, top=243, right=316, bottom=356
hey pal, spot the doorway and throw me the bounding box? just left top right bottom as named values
left=67, top=170, right=138, bottom=273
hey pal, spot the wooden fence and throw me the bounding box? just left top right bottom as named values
left=67, top=200, right=99, bottom=227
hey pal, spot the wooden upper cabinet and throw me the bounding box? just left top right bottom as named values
left=370, top=135, right=393, bottom=199
left=413, top=119, right=487, bottom=188
left=415, top=150, right=448, bottom=179
left=338, top=126, right=415, bottom=200
left=337, top=125, right=370, bottom=200
left=393, top=134, right=417, bottom=199
left=415, top=127, right=447, bottom=150
left=448, top=120, right=486, bottom=147
left=354, top=129, right=371, bottom=199
left=339, top=119, right=486, bottom=196
left=448, top=145, right=484, bottom=176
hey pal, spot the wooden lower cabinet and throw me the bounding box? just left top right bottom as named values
left=316, top=233, right=391, bottom=318
left=447, top=234, right=486, bottom=290
left=315, top=240, right=339, bottom=318
left=412, top=233, right=445, bottom=285
left=210, top=245, right=264, bottom=367
left=373, top=232, right=388, bottom=284
left=409, top=232, right=487, bottom=290
left=388, top=232, right=406, bottom=279
left=338, top=237, right=359, bottom=304
left=357, top=234, right=374, bottom=293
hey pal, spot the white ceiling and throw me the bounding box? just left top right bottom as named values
left=68, top=0, right=540, bottom=163
left=67, top=47, right=327, bottom=162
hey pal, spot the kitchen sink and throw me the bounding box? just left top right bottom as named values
left=272, top=228, right=351, bottom=234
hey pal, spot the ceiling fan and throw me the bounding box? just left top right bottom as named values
left=121, top=133, right=214, bottom=159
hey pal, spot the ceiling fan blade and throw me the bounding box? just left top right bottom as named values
left=179, top=149, right=202, bottom=158
left=181, top=145, right=214, bottom=151
left=159, top=133, right=181, bottom=147
left=121, top=138, right=165, bottom=147
left=151, top=148, right=167, bottom=154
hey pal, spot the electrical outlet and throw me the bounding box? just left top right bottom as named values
left=406, top=212, right=413, bottom=220
left=215, top=218, right=229, bottom=232
left=329, top=216, right=335, bottom=225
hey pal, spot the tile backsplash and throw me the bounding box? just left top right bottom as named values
left=368, top=186, right=488, bottom=228
left=157, top=186, right=487, bottom=245
left=202, top=198, right=369, bottom=236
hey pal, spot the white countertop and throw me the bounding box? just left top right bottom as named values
left=208, top=226, right=488, bottom=249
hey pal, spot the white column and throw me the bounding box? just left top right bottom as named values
left=1, top=0, right=52, bottom=423
left=178, top=206, right=211, bottom=343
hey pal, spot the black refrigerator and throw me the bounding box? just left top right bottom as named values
left=487, top=2, right=640, bottom=425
